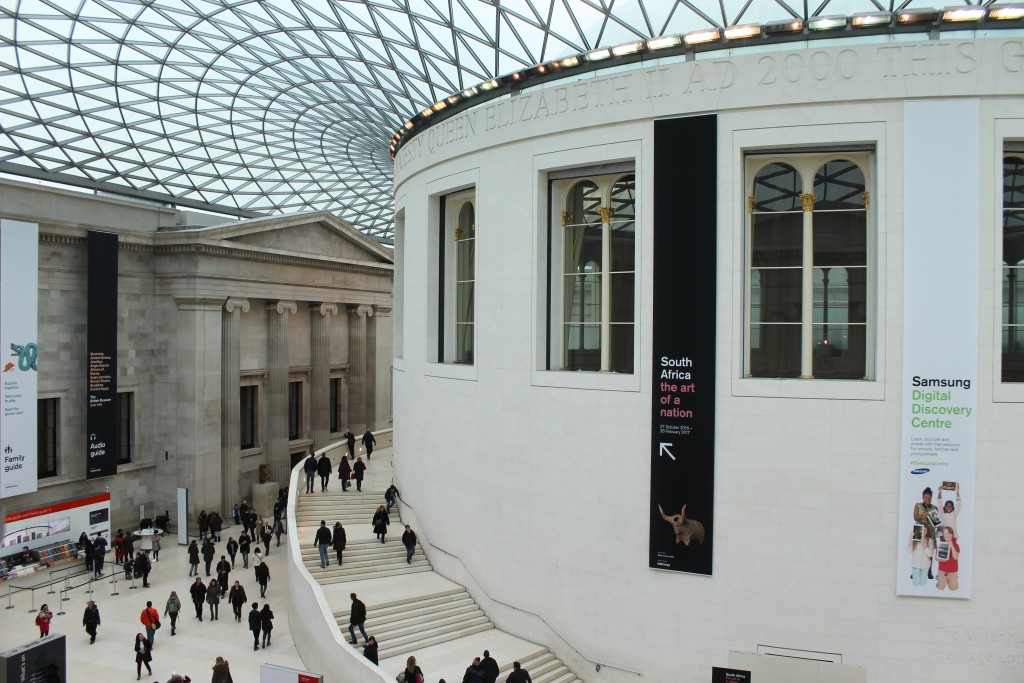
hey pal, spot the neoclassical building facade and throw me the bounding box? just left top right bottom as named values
left=0, top=177, right=392, bottom=532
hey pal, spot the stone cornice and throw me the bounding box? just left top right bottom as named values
left=174, top=296, right=225, bottom=310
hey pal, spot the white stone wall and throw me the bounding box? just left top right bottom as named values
left=393, top=38, right=1024, bottom=683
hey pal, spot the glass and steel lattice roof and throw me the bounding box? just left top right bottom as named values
left=0, top=0, right=1008, bottom=242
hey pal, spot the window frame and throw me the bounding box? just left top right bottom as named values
left=240, top=383, right=258, bottom=450
left=743, top=151, right=875, bottom=382
left=1001, top=149, right=1024, bottom=383
left=287, top=380, right=303, bottom=441
left=116, top=391, right=133, bottom=465
left=37, top=397, right=58, bottom=478
left=439, top=189, right=476, bottom=365
left=547, top=168, right=637, bottom=374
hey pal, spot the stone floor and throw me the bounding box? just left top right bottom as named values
left=0, top=528, right=306, bottom=682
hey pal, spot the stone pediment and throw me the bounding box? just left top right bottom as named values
left=186, top=211, right=393, bottom=265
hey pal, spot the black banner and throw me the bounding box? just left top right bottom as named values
left=86, top=231, right=118, bottom=480
left=0, top=633, right=66, bottom=683
left=712, top=667, right=751, bottom=683
left=649, top=115, right=717, bottom=575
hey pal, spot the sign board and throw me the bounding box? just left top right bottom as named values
left=0, top=634, right=66, bottom=683
left=86, top=231, right=118, bottom=480
left=259, top=663, right=323, bottom=683
left=2, top=493, right=111, bottom=550
left=713, top=667, right=751, bottom=683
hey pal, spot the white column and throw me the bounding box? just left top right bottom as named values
left=310, top=302, right=338, bottom=450
left=347, top=304, right=373, bottom=431
left=221, top=297, right=249, bottom=511
left=266, top=300, right=297, bottom=484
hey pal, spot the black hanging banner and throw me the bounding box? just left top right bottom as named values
left=86, top=230, right=118, bottom=480
left=649, top=115, right=717, bottom=575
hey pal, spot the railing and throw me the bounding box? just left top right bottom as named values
left=394, top=495, right=643, bottom=677
left=3, top=560, right=129, bottom=616
left=285, top=437, right=392, bottom=683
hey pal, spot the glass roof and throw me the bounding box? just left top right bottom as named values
left=0, top=0, right=976, bottom=242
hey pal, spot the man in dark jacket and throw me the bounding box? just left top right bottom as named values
left=348, top=593, right=367, bottom=645
left=505, top=661, right=532, bottom=683
left=189, top=577, right=207, bottom=620
left=247, top=602, right=262, bottom=651
left=303, top=453, right=317, bottom=493
left=463, top=657, right=485, bottom=683
left=316, top=453, right=332, bottom=491
left=481, top=650, right=499, bottom=683
left=332, top=522, right=347, bottom=566
left=82, top=600, right=101, bottom=643
left=314, top=520, right=332, bottom=568
left=201, top=539, right=216, bottom=576
left=361, top=429, right=376, bottom=459
left=215, top=556, right=231, bottom=595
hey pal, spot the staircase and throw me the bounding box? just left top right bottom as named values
left=293, top=449, right=582, bottom=683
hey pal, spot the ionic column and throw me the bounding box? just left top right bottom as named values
left=372, top=306, right=392, bottom=426
left=221, top=297, right=249, bottom=511
left=267, top=300, right=297, bottom=484
left=347, top=304, right=373, bottom=431
left=311, top=303, right=338, bottom=450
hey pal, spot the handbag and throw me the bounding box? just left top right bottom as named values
left=153, top=620, right=161, bottom=630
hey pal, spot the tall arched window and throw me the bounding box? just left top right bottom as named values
left=747, top=154, right=870, bottom=379
left=1003, top=155, right=1024, bottom=382
left=555, top=171, right=636, bottom=373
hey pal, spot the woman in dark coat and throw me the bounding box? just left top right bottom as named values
left=247, top=602, right=262, bottom=651
left=228, top=581, right=247, bottom=622
left=187, top=540, right=200, bottom=577
left=331, top=522, right=347, bottom=566
left=211, top=656, right=233, bottom=683
left=353, top=456, right=366, bottom=492
left=316, top=454, right=332, bottom=491
left=259, top=604, right=274, bottom=648
left=363, top=636, right=378, bottom=665
left=133, top=632, right=152, bottom=679
left=372, top=506, right=389, bottom=543
left=338, top=455, right=352, bottom=492
left=83, top=600, right=100, bottom=643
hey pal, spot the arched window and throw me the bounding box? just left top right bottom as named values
left=558, top=173, right=635, bottom=373
left=1003, top=155, right=1024, bottom=381
left=747, top=155, right=870, bottom=379
left=455, top=201, right=475, bottom=364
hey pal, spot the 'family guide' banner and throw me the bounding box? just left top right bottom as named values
left=897, top=100, right=978, bottom=598
left=649, top=115, right=717, bottom=575
left=0, top=220, right=39, bottom=498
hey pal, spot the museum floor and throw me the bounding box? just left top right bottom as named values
left=0, top=524, right=306, bottom=682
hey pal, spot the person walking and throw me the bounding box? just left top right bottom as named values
left=232, top=504, right=241, bottom=527
left=187, top=540, right=200, bottom=577
left=124, top=554, right=135, bottom=582
left=317, top=452, right=332, bottom=491
left=505, top=661, right=532, bottom=683
left=385, top=484, right=400, bottom=512
left=152, top=535, right=161, bottom=562
left=164, top=591, right=181, bottom=636
left=353, top=455, right=367, bottom=491
left=273, top=498, right=283, bottom=527
left=273, top=518, right=284, bottom=547
left=314, top=520, right=332, bottom=568
left=216, top=556, right=231, bottom=596
left=362, top=428, right=376, bottom=459
left=463, top=657, right=485, bottom=683
left=114, top=530, right=126, bottom=565
left=133, top=633, right=153, bottom=680
left=35, top=604, right=53, bottom=637
left=238, top=533, right=251, bottom=569
left=363, top=636, right=379, bottom=665
left=339, top=455, right=352, bottom=492
left=260, top=520, right=273, bottom=555
left=252, top=545, right=264, bottom=568
left=79, top=532, right=94, bottom=573
left=303, top=452, right=318, bottom=494
left=348, top=593, right=368, bottom=645
left=206, top=579, right=221, bottom=620
left=124, top=534, right=135, bottom=561
left=211, top=656, right=233, bottom=683
left=225, top=537, right=238, bottom=567
left=255, top=561, right=270, bottom=598
left=228, top=581, right=247, bottom=622
left=83, top=600, right=100, bottom=643
left=210, top=512, right=222, bottom=542
left=259, top=603, right=274, bottom=648
left=481, top=650, right=499, bottom=683
left=247, top=603, right=262, bottom=651
left=332, top=522, right=347, bottom=566
left=140, top=601, right=160, bottom=648
left=400, top=656, right=424, bottom=683
left=372, top=506, right=390, bottom=544
left=198, top=511, right=209, bottom=541
left=201, top=538, right=216, bottom=577
left=344, top=430, right=356, bottom=458
left=189, top=577, right=207, bottom=621
left=402, top=525, right=417, bottom=564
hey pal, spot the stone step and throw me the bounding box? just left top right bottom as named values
left=376, top=621, right=495, bottom=661
left=299, top=542, right=415, bottom=560
left=349, top=606, right=487, bottom=643
left=334, top=588, right=467, bottom=619
left=317, top=563, right=433, bottom=585
left=361, top=601, right=482, bottom=634
left=304, top=555, right=430, bottom=576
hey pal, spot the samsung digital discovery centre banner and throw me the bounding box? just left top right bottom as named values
left=897, top=100, right=978, bottom=599
left=649, top=115, right=717, bottom=575
left=0, top=220, right=39, bottom=499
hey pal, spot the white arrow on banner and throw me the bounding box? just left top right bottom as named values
left=659, top=442, right=676, bottom=460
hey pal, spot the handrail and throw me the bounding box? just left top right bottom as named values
left=396, top=495, right=643, bottom=677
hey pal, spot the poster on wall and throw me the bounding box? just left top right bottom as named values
left=3, top=493, right=111, bottom=550
left=0, top=219, right=39, bottom=499
left=649, top=115, right=717, bottom=575
left=86, top=231, right=118, bottom=480
left=897, top=100, right=978, bottom=599
left=0, top=634, right=66, bottom=683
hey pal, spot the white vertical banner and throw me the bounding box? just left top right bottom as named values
left=0, top=219, right=39, bottom=498
left=898, top=100, right=979, bottom=598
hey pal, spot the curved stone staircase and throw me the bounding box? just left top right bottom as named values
left=293, top=448, right=582, bottom=683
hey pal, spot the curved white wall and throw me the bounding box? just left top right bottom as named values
left=392, top=36, right=1024, bottom=683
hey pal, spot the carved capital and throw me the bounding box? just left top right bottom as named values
left=224, top=297, right=250, bottom=314
left=598, top=206, right=614, bottom=223
left=800, top=193, right=816, bottom=212
left=348, top=304, right=374, bottom=318
left=268, top=300, right=298, bottom=315
left=313, top=302, right=339, bottom=317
